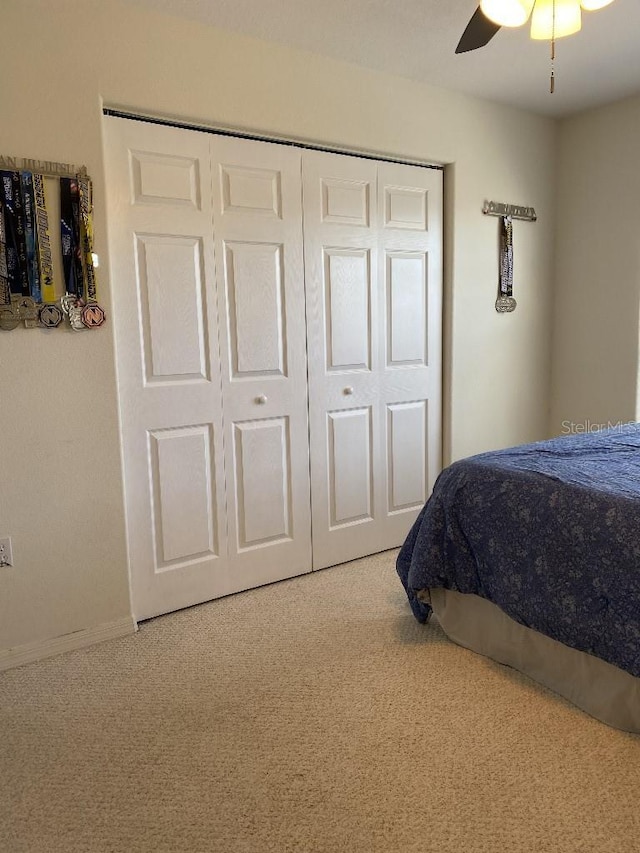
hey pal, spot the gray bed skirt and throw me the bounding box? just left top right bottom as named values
left=425, top=588, right=640, bottom=734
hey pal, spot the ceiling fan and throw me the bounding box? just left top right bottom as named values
left=456, top=0, right=616, bottom=54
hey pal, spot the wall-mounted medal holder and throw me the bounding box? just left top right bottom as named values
left=483, top=199, right=537, bottom=314
left=482, top=199, right=537, bottom=222
left=0, top=155, right=105, bottom=331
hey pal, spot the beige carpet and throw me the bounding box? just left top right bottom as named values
left=1, top=551, right=639, bottom=853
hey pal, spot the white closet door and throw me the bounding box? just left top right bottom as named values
left=377, top=160, right=443, bottom=544
left=209, top=136, right=312, bottom=586
left=105, top=119, right=313, bottom=620
left=104, top=117, right=231, bottom=620
left=106, top=115, right=440, bottom=616
left=303, top=151, right=442, bottom=569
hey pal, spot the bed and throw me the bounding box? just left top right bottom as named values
left=397, top=423, right=640, bottom=732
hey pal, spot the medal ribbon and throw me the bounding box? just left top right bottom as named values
left=60, top=176, right=84, bottom=300
left=70, top=178, right=85, bottom=297
left=33, top=175, right=55, bottom=303
left=20, top=172, right=41, bottom=303
left=77, top=173, right=98, bottom=303
left=0, top=196, right=8, bottom=305
left=499, top=215, right=514, bottom=298
left=1, top=171, right=30, bottom=297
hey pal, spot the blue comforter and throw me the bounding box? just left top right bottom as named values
left=397, top=424, right=640, bottom=678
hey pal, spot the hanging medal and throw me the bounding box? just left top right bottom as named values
left=495, top=215, right=517, bottom=313
left=77, top=172, right=105, bottom=329
left=60, top=176, right=86, bottom=330
left=0, top=160, right=101, bottom=330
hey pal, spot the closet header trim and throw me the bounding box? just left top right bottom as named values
left=102, top=108, right=444, bottom=172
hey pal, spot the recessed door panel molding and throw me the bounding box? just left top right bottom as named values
left=324, top=248, right=371, bottom=372
left=130, top=150, right=201, bottom=209
left=386, top=251, right=428, bottom=368
left=220, top=164, right=282, bottom=218
left=135, top=234, right=209, bottom=384
left=328, top=408, right=373, bottom=527
left=384, top=185, right=428, bottom=231
left=387, top=401, right=428, bottom=513
left=321, top=177, right=370, bottom=226
left=234, top=418, right=292, bottom=549
left=224, top=241, right=287, bottom=379
left=149, top=425, right=217, bottom=568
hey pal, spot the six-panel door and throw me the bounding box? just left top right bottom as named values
left=303, top=151, right=442, bottom=569
left=105, top=115, right=442, bottom=619
left=210, top=136, right=312, bottom=587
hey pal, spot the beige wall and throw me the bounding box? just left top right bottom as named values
left=0, top=0, right=556, bottom=652
left=552, top=95, right=640, bottom=435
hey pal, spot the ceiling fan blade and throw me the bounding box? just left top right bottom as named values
left=455, top=6, right=501, bottom=54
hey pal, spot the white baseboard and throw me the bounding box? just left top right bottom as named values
left=0, top=616, right=137, bottom=672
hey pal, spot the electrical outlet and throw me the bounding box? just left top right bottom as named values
left=0, top=537, right=13, bottom=568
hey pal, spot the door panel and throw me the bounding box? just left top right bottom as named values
left=225, top=241, right=286, bottom=377
left=328, top=408, right=374, bottom=526
left=379, top=161, right=443, bottom=534
left=387, top=401, right=428, bottom=513
left=105, top=117, right=231, bottom=620
left=383, top=185, right=428, bottom=230
left=303, top=152, right=382, bottom=568
left=129, top=149, right=201, bottom=208
left=386, top=252, right=427, bottom=367
left=304, top=151, right=442, bottom=569
left=210, top=135, right=312, bottom=586
left=105, top=119, right=313, bottom=619
left=221, top=165, right=282, bottom=217
left=135, top=234, right=210, bottom=382
left=149, top=425, right=218, bottom=564
left=324, top=249, right=372, bottom=371
left=233, top=418, right=292, bottom=548
left=321, top=177, right=371, bottom=226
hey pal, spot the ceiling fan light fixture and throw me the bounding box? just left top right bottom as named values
left=479, top=0, right=535, bottom=28
left=580, top=0, right=614, bottom=9
left=530, top=0, right=582, bottom=40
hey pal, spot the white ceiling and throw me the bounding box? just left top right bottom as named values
left=126, top=0, right=640, bottom=117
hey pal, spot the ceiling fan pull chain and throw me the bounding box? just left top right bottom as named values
left=550, top=0, right=556, bottom=93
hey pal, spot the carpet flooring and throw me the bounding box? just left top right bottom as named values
left=1, top=550, right=639, bottom=853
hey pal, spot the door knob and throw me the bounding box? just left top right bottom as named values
left=256, top=394, right=268, bottom=405
left=343, top=386, right=354, bottom=396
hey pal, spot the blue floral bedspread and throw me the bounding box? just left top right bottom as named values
left=396, top=423, right=640, bottom=678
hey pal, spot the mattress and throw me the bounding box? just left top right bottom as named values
left=397, top=423, right=640, bottom=728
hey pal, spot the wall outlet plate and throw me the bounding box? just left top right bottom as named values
left=0, top=537, right=13, bottom=567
